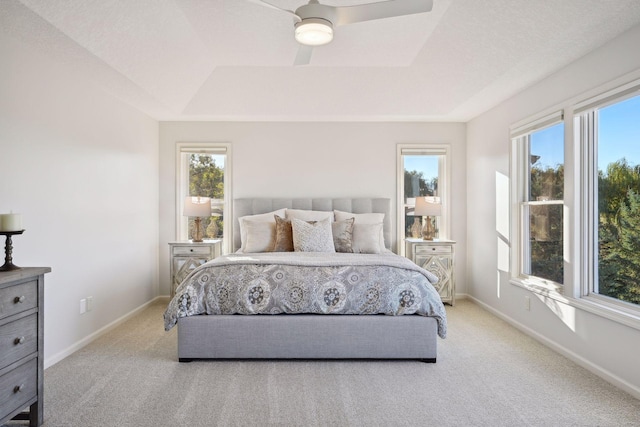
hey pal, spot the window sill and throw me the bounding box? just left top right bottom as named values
left=510, top=277, right=640, bottom=332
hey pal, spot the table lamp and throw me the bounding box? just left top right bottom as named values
left=183, top=196, right=211, bottom=242
left=413, top=196, right=441, bottom=240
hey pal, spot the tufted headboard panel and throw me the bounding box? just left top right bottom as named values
left=233, top=198, right=391, bottom=252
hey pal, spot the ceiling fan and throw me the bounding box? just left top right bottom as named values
left=248, top=0, right=434, bottom=65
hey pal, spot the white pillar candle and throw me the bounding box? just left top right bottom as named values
left=0, top=213, right=23, bottom=231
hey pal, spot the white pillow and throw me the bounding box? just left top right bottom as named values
left=334, top=210, right=386, bottom=251
left=291, top=217, right=336, bottom=253
left=351, top=223, right=383, bottom=254
left=242, top=220, right=277, bottom=253
left=286, top=209, right=334, bottom=222
left=239, top=208, right=286, bottom=252
left=334, top=210, right=384, bottom=224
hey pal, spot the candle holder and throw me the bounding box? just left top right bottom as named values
left=0, top=230, right=25, bottom=272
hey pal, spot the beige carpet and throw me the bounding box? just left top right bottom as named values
left=7, top=299, right=640, bottom=426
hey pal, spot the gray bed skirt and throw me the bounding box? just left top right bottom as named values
left=177, top=314, right=438, bottom=362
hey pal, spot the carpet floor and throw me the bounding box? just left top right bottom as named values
left=5, top=299, right=640, bottom=426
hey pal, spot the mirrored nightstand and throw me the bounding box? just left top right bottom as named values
left=405, top=239, right=456, bottom=305
left=168, top=240, right=222, bottom=297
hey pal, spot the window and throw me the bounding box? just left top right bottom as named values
left=576, top=82, right=640, bottom=308
left=511, top=113, right=565, bottom=287
left=397, top=144, right=450, bottom=254
left=510, top=79, right=640, bottom=327
left=176, top=142, right=231, bottom=253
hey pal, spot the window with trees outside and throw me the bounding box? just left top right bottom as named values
left=511, top=114, right=564, bottom=287
left=576, top=84, right=640, bottom=308
left=176, top=143, right=231, bottom=253
left=397, top=144, right=450, bottom=255
left=511, top=79, right=640, bottom=322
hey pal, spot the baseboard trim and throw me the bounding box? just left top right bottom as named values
left=467, top=295, right=640, bottom=400
left=44, top=296, right=168, bottom=369
left=454, top=293, right=469, bottom=301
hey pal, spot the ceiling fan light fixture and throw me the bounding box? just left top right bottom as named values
left=295, top=18, right=333, bottom=46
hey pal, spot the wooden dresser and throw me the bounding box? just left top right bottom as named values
left=0, top=267, right=50, bottom=427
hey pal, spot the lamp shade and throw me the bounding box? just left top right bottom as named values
left=183, top=196, right=211, bottom=217
left=414, top=196, right=441, bottom=217
left=405, top=198, right=416, bottom=216
left=210, top=199, right=224, bottom=216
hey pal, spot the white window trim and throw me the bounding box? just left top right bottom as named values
left=576, top=78, right=640, bottom=324
left=508, top=74, right=640, bottom=332
left=175, top=142, right=232, bottom=254
left=509, top=110, right=565, bottom=292
left=510, top=279, right=640, bottom=331
left=396, top=143, right=451, bottom=255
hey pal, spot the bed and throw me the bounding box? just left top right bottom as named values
left=164, top=198, right=447, bottom=362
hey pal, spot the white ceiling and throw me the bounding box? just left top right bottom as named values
left=4, top=0, right=640, bottom=121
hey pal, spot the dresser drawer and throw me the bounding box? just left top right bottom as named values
left=172, top=246, right=212, bottom=256
left=0, top=358, right=37, bottom=420
left=415, top=245, right=452, bottom=255
left=0, top=280, right=38, bottom=321
left=0, top=314, right=38, bottom=370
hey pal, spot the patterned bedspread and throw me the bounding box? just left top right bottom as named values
left=163, top=252, right=447, bottom=338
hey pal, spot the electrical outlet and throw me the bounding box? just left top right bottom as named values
left=525, top=296, right=531, bottom=311
left=80, top=298, right=87, bottom=314
left=87, top=296, right=93, bottom=312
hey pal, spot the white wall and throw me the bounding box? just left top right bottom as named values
left=467, top=24, right=640, bottom=398
left=0, top=33, right=159, bottom=366
left=159, top=121, right=467, bottom=296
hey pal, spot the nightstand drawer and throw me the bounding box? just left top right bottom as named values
left=172, top=246, right=212, bottom=256
left=0, top=358, right=37, bottom=420
left=0, top=280, right=38, bottom=321
left=415, top=245, right=452, bottom=255
left=0, top=314, right=38, bottom=370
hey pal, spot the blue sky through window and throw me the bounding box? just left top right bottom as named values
left=404, top=155, right=439, bottom=197
left=530, top=95, right=640, bottom=172
left=598, top=95, right=640, bottom=173
left=530, top=122, right=564, bottom=169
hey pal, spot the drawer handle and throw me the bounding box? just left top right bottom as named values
left=14, top=384, right=25, bottom=393
left=14, top=295, right=26, bottom=304
left=190, top=249, right=194, bottom=252
left=14, top=336, right=26, bottom=345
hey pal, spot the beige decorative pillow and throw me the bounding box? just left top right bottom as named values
left=351, top=222, right=383, bottom=254
left=291, top=217, right=336, bottom=253
left=272, top=216, right=294, bottom=252
left=238, top=208, right=286, bottom=252
left=334, top=210, right=386, bottom=251
left=331, top=218, right=354, bottom=253
left=286, top=209, right=334, bottom=222
left=242, top=220, right=277, bottom=253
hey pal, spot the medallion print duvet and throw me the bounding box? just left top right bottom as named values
left=163, top=252, right=447, bottom=338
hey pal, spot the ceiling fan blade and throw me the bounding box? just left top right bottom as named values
left=246, top=0, right=302, bottom=22
left=294, top=45, right=313, bottom=66
left=334, top=0, right=433, bottom=26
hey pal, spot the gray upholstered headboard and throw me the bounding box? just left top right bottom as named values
left=233, top=198, right=391, bottom=252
